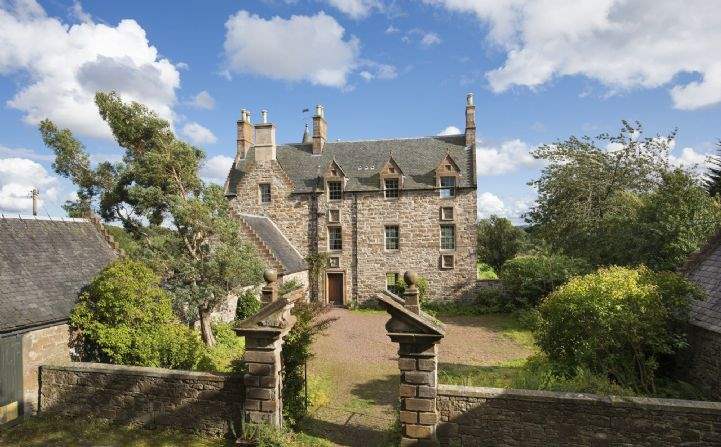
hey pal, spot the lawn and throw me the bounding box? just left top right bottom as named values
left=0, top=415, right=332, bottom=447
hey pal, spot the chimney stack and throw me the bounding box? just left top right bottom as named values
left=254, top=109, right=277, bottom=162
left=465, top=93, right=476, bottom=145
left=235, top=109, right=253, bottom=167
left=312, top=105, right=327, bottom=155
left=31, top=188, right=38, bottom=216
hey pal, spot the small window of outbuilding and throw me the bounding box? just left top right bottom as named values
left=259, top=183, right=272, bottom=203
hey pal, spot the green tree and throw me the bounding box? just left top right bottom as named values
left=527, top=121, right=719, bottom=268
left=635, top=170, right=721, bottom=270
left=705, top=140, right=721, bottom=197
left=476, top=215, right=526, bottom=271
left=71, top=259, right=203, bottom=369
left=40, top=91, right=262, bottom=346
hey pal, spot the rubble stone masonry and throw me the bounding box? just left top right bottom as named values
left=436, top=384, right=721, bottom=446
left=688, top=324, right=721, bottom=400
left=231, top=163, right=477, bottom=304
left=21, top=324, right=70, bottom=414
left=39, top=363, right=243, bottom=436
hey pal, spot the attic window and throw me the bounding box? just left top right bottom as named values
left=384, top=178, right=399, bottom=198
left=445, top=164, right=452, bottom=170
left=259, top=183, right=271, bottom=203
left=440, top=176, right=456, bottom=198
left=328, top=181, right=342, bottom=200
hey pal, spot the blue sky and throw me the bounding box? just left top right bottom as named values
left=1, top=0, right=719, bottom=222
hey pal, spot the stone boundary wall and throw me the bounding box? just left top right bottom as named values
left=437, top=384, right=721, bottom=446
left=39, top=363, right=243, bottom=436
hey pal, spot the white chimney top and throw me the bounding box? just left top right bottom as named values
left=315, top=105, right=324, bottom=118
left=466, top=93, right=474, bottom=106
left=261, top=110, right=268, bottom=123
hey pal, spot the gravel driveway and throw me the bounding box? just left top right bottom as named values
left=301, top=308, right=531, bottom=446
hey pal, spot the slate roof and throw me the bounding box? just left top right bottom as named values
left=0, top=217, right=118, bottom=334
left=226, top=134, right=473, bottom=195
left=238, top=214, right=307, bottom=274
left=683, top=231, right=721, bottom=334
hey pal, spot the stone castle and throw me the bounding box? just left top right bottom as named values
left=224, top=95, right=478, bottom=304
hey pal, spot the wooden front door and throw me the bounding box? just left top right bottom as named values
left=327, top=273, right=344, bottom=306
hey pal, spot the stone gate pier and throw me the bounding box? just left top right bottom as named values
left=377, top=271, right=446, bottom=447
left=235, top=269, right=302, bottom=429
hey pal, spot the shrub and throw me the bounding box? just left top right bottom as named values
left=535, top=266, right=703, bottom=393
left=236, top=289, right=261, bottom=320
left=499, top=254, right=590, bottom=307
left=279, top=278, right=303, bottom=296
left=197, top=322, right=245, bottom=373
left=394, top=275, right=429, bottom=303
left=71, top=259, right=203, bottom=369
left=282, top=302, right=335, bottom=427
left=476, top=216, right=526, bottom=270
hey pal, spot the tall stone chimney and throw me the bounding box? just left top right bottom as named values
left=465, top=93, right=476, bottom=145
left=235, top=109, right=253, bottom=167
left=254, top=109, right=276, bottom=162
left=465, top=93, right=477, bottom=184
left=312, top=105, right=327, bottom=155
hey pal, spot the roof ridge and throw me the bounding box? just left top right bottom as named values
left=279, top=134, right=465, bottom=146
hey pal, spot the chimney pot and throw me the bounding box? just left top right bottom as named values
left=466, top=93, right=474, bottom=106
left=261, top=110, right=268, bottom=124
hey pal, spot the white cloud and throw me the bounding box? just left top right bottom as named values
left=420, top=32, right=441, bottom=47
left=188, top=90, right=215, bottom=110
left=181, top=122, right=217, bottom=146
left=325, top=0, right=383, bottom=19
left=224, top=11, right=360, bottom=88
left=477, top=191, right=532, bottom=223
left=425, top=0, right=721, bottom=109
left=359, top=70, right=374, bottom=81
left=476, top=139, right=540, bottom=175
left=0, top=0, right=180, bottom=139
left=70, top=1, right=92, bottom=24
left=669, top=146, right=713, bottom=175
left=0, top=157, right=58, bottom=213
left=385, top=25, right=399, bottom=34
left=201, top=155, right=234, bottom=185
left=438, top=126, right=461, bottom=136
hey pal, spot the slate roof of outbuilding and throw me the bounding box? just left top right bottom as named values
left=226, top=134, right=473, bottom=195
left=682, top=231, right=721, bottom=334
left=238, top=214, right=307, bottom=274
left=0, top=217, right=118, bottom=334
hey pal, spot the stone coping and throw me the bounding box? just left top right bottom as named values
left=437, top=384, right=721, bottom=415
left=42, top=362, right=240, bottom=382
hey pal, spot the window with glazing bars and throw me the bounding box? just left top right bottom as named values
left=384, top=178, right=399, bottom=198
left=328, top=181, right=342, bottom=200
left=440, top=224, right=455, bottom=250
left=259, top=183, right=271, bottom=203
left=328, top=226, right=342, bottom=250
left=385, top=225, right=399, bottom=250
left=440, top=176, right=456, bottom=198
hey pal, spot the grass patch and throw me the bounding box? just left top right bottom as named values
left=0, top=415, right=226, bottom=447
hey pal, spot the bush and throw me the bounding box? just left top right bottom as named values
left=535, top=266, right=703, bottom=393
left=197, top=322, right=245, bottom=373
left=499, top=254, right=590, bottom=307
left=71, top=259, right=203, bottom=369
left=393, top=275, right=430, bottom=303
left=236, top=289, right=261, bottom=320
left=476, top=216, right=526, bottom=271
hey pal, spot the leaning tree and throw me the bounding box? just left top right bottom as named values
left=40, top=91, right=262, bottom=346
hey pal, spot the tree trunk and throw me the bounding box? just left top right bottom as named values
left=199, top=306, right=216, bottom=347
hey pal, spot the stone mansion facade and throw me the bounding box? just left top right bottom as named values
left=224, top=96, right=478, bottom=305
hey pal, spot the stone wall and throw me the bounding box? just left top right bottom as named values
left=354, top=188, right=477, bottom=303
left=436, top=384, right=721, bottom=446
left=689, top=324, right=721, bottom=400
left=21, top=324, right=70, bottom=414
left=229, top=160, right=313, bottom=257
left=39, top=363, right=243, bottom=436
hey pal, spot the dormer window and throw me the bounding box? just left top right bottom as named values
left=440, top=176, right=456, bottom=198
left=327, top=181, right=342, bottom=200
left=384, top=178, right=399, bottom=198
